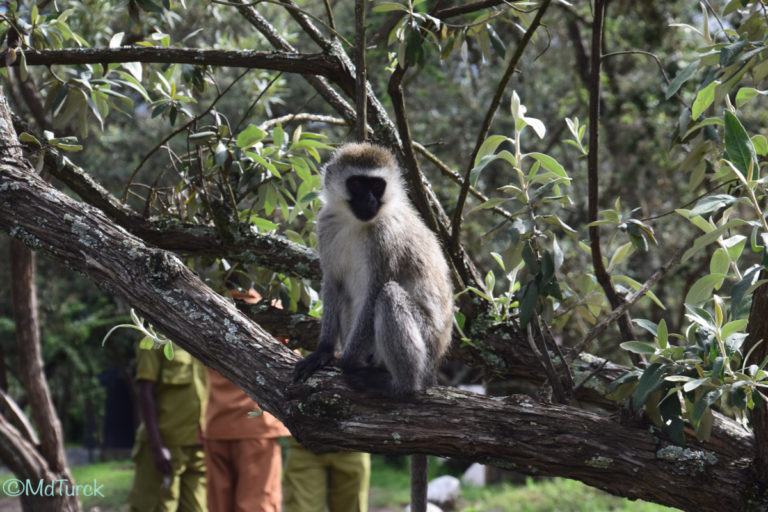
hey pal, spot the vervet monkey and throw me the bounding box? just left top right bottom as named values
left=292, top=142, right=454, bottom=512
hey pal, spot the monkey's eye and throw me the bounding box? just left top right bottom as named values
left=346, top=176, right=365, bottom=195
left=369, top=177, right=386, bottom=198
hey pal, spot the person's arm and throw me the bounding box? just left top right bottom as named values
left=137, top=379, right=172, bottom=475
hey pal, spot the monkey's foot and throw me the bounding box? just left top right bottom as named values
left=342, top=366, right=393, bottom=393
left=292, top=349, right=334, bottom=383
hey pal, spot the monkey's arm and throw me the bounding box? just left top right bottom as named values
left=292, top=279, right=342, bottom=382
left=337, top=291, right=377, bottom=371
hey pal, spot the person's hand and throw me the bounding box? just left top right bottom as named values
left=151, top=444, right=173, bottom=475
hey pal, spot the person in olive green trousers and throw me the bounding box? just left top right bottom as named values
left=283, top=438, right=370, bottom=512
left=128, top=343, right=209, bottom=512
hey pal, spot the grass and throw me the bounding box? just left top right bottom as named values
left=460, top=478, right=680, bottom=512
left=70, top=460, right=134, bottom=510
left=0, top=454, right=680, bottom=511
left=369, top=456, right=681, bottom=512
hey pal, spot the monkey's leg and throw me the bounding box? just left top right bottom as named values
left=373, top=282, right=429, bottom=396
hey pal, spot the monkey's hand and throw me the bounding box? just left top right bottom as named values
left=337, top=354, right=367, bottom=373
left=292, top=348, right=334, bottom=383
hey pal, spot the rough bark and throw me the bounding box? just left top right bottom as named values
left=3, top=85, right=78, bottom=509
left=1, top=117, right=767, bottom=511
left=4, top=47, right=347, bottom=83
left=745, top=270, right=768, bottom=486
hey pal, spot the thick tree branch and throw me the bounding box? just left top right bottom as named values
left=434, top=0, right=509, bottom=19
left=5, top=47, right=347, bottom=82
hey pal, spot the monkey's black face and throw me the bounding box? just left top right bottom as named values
left=346, top=175, right=386, bottom=221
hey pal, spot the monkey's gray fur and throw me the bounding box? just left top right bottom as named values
left=293, top=142, right=453, bottom=396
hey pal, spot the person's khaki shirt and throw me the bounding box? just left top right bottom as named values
left=135, top=344, right=208, bottom=446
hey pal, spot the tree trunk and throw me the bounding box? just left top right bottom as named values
left=745, top=270, right=768, bottom=486
left=9, top=241, right=80, bottom=512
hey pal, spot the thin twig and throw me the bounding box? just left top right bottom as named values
left=259, top=113, right=346, bottom=131
left=323, top=0, right=336, bottom=30
left=413, top=142, right=516, bottom=221
left=122, top=68, right=250, bottom=203
left=571, top=359, right=608, bottom=394
left=602, top=50, right=686, bottom=106
left=450, top=0, right=552, bottom=254
left=570, top=242, right=687, bottom=359
left=586, top=0, right=636, bottom=347
left=231, top=72, right=284, bottom=136
left=355, top=0, right=367, bottom=142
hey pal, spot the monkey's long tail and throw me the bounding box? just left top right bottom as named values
left=410, top=454, right=428, bottom=512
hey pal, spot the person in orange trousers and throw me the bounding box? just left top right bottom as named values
left=204, top=287, right=290, bottom=512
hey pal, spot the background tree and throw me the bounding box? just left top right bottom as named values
left=1, top=1, right=768, bottom=510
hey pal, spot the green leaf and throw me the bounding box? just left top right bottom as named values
left=608, top=242, right=634, bottom=271
left=683, top=377, right=710, bottom=393
left=732, top=264, right=762, bottom=311
left=692, top=388, right=722, bottom=423
left=709, top=249, right=730, bottom=282
left=633, top=318, right=658, bottom=337
left=689, top=194, right=737, bottom=217
left=752, top=135, right=768, bottom=156
left=724, top=234, right=747, bottom=262
left=735, top=87, right=768, bottom=108
left=632, top=363, right=667, bottom=410
left=273, top=124, right=285, bottom=148
left=720, top=39, right=746, bottom=66
left=237, top=124, right=267, bottom=149
left=685, top=273, right=729, bottom=305
left=139, top=336, right=154, bottom=350
left=518, top=281, right=538, bottom=328
left=666, top=62, right=698, bottom=99
left=468, top=197, right=509, bottom=214
left=163, top=342, right=174, bottom=360
left=722, top=318, right=748, bottom=340
left=723, top=110, right=757, bottom=177
left=657, top=319, right=669, bottom=349
left=18, top=132, right=41, bottom=147
left=251, top=217, right=277, bottom=231
left=696, top=407, right=714, bottom=442
left=620, top=341, right=657, bottom=355
left=692, top=81, right=717, bottom=120
left=659, top=392, right=685, bottom=445
left=188, top=131, right=217, bottom=145
left=682, top=219, right=750, bottom=262
left=613, top=275, right=666, bottom=310
left=372, top=2, right=408, bottom=13
left=525, top=152, right=568, bottom=178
